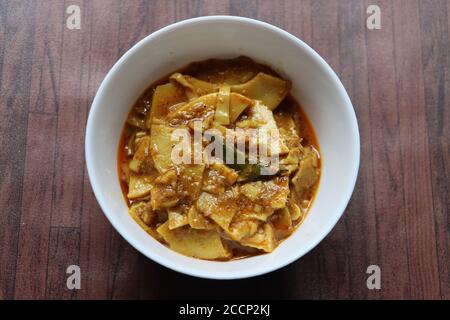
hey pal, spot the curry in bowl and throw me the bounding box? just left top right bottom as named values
left=118, top=57, right=320, bottom=261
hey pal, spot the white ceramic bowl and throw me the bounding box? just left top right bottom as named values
left=86, top=16, right=360, bottom=279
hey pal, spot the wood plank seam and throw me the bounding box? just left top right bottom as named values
left=390, top=0, right=413, bottom=298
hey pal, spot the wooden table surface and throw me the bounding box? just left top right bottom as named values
left=0, top=0, right=448, bottom=300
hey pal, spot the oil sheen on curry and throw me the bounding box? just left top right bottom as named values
left=118, top=57, right=321, bottom=261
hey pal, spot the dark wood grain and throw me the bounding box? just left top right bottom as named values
left=0, top=0, right=37, bottom=299
left=365, top=0, right=411, bottom=299
left=28, top=0, right=64, bottom=115
left=393, top=0, right=440, bottom=300
left=51, top=0, right=90, bottom=228
left=337, top=0, right=379, bottom=300
left=0, top=0, right=448, bottom=300
left=418, top=0, right=450, bottom=300
left=14, top=113, right=56, bottom=299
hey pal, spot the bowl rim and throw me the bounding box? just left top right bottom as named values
left=85, top=15, right=360, bottom=279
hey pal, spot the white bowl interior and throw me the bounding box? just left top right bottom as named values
left=86, top=16, right=359, bottom=279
